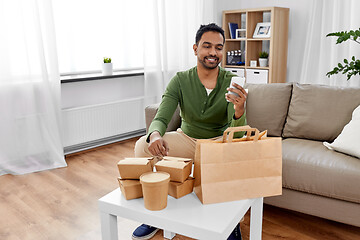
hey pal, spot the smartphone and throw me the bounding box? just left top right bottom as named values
left=227, top=77, right=245, bottom=101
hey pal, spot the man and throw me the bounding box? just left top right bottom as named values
left=132, top=23, right=247, bottom=240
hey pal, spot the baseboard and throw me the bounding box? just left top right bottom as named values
left=63, top=129, right=146, bottom=155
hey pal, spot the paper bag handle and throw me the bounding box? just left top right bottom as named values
left=222, top=126, right=260, bottom=142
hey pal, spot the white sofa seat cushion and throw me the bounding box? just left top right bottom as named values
left=282, top=138, right=360, bottom=203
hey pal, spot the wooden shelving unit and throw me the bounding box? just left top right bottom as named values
left=222, top=7, right=289, bottom=83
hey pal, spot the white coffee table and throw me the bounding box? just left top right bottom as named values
left=98, top=188, right=263, bottom=240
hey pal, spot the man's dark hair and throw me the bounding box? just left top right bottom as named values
left=195, top=23, right=225, bottom=45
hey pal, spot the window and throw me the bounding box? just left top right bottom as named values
left=52, top=0, right=145, bottom=75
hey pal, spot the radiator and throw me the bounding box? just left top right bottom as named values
left=62, top=97, right=146, bottom=149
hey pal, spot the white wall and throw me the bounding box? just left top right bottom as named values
left=215, top=0, right=312, bottom=83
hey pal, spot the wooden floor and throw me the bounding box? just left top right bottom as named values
left=1, top=137, right=359, bottom=240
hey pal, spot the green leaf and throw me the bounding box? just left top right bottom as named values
left=326, top=32, right=342, bottom=37
left=326, top=29, right=360, bottom=80
left=347, top=74, right=351, bottom=80
left=355, top=30, right=360, bottom=37
left=355, top=60, right=360, bottom=68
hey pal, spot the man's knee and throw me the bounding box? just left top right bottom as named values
left=134, top=135, right=151, bottom=157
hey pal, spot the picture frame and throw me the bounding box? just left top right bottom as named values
left=235, top=29, right=246, bottom=39
left=253, top=22, right=271, bottom=38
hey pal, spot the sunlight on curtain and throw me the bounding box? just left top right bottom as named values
left=52, top=0, right=145, bottom=74
left=300, top=0, right=360, bottom=87
left=143, top=0, right=216, bottom=106
left=0, top=0, right=67, bottom=175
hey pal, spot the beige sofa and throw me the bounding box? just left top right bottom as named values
left=145, top=83, right=360, bottom=227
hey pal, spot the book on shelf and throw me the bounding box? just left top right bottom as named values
left=228, top=22, right=238, bottom=39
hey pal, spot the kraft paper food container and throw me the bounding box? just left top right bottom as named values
left=155, top=156, right=192, bottom=183
left=168, top=177, right=194, bottom=199
left=118, top=178, right=143, bottom=200
left=117, top=158, right=152, bottom=179
left=124, top=157, right=158, bottom=169
left=140, top=171, right=170, bottom=211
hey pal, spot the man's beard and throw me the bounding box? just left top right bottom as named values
left=198, top=56, right=220, bottom=69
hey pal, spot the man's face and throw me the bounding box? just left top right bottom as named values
left=193, top=31, right=224, bottom=70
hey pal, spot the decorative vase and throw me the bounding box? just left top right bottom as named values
left=258, top=58, right=268, bottom=67
left=102, top=63, right=113, bottom=76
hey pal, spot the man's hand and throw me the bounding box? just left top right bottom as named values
left=148, top=131, right=169, bottom=157
left=225, top=82, right=247, bottom=119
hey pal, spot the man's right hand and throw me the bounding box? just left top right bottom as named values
left=148, top=131, right=169, bottom=157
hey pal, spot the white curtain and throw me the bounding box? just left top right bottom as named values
left=0, top=0, right=67, bottom=175
left=300, top=0, right=360, bottom=87
left=143, top=0, right=216, bottom=105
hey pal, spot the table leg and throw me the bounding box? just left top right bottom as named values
left=163, top=230, right=176, bottom=239
left=100, top=212, right=118, bottom=240
left=250, top=197, right=263, bottom=240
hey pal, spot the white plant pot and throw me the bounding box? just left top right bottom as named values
left=102, top=63, right=113, bottom=76
left=258, top=58, right=268, bottom=67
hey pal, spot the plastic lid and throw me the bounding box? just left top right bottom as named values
left=140, top=172, right=170, bottom=185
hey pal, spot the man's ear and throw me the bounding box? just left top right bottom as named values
left=193, top=44, right=198, bottom=56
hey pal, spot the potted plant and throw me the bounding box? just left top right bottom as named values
left=102, top=57, right=113, bottom=76
left=258, top=51, right=269, bottom=67
left=326, top=29, right=360, bottom=80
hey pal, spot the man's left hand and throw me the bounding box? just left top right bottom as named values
left=225, top=82, right=247, bottom=119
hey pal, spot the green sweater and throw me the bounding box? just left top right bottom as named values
left=147, top=66, right=246, bottom=140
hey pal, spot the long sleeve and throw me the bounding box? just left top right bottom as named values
left=147, top=76, right=180, bottom=141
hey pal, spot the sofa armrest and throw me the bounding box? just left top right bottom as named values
left=145, top=103, right=181, bottom=133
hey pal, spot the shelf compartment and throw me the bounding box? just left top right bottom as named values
left=246, top=41, right=270, bottom=68
left=247, top=11, right=271, bottom=39
left=224, top=41, right=246, bottom=67
left=223, top=12, right=246, bottom=39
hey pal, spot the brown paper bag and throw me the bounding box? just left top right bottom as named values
left=194, top=126, right=282, bottom=204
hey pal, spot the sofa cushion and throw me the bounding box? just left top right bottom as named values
left=324, top=104, right=360, bottom=159
left=244, top=83, right=292, bottom=137
left=282, top=138, right=360, bottom=203
left=283, top=83, right=360, bottom=142
left=145, top=103, right=181, bottom=133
